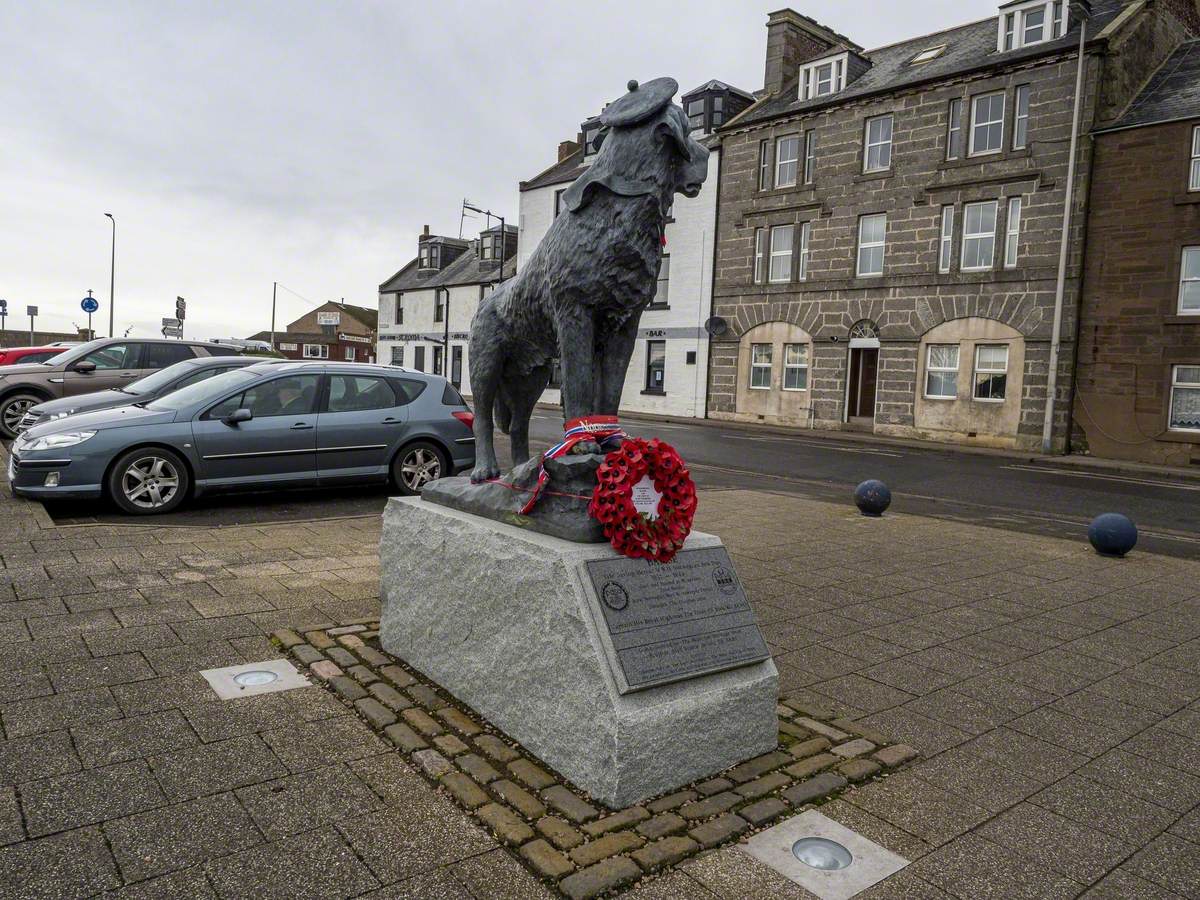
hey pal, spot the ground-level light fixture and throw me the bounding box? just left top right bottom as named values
left=200, top=659, right=309, bottom=700
left=792, top=837, right=853, bottom=870
left=233, top=670, right=280, bottom=688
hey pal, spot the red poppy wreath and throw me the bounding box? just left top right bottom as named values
left=588, top=438, right=697, bottom=563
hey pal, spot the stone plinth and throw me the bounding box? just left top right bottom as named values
left=379, top=497, right=778, bottom=807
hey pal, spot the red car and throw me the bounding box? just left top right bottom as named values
left=0, top=346, right=69, bottom=366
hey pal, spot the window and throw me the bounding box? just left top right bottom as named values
left=910, top=44, right=947, bottom=65
left=961, top=201, right=998, bottom=271
left=413, top=346, right=425, bottom=372
left=750, top=344, right=772, bottom=389
left=396, top=294, right=404, bottom=325
left=798, top=222, right=812, bottom=280
left=175, top=367, right=228, bottom=390
left=1170, top=366, right=1200, bottom=431
left=653, top=255, right=670, bottom=306
left=79, top=343, right=135, bottom=370
left=973, top=345, right=1008, bottom=401
left=390, top=346, right=404, bottom=366
left=1191, top=126, right=1200, bottom=192
left=758, top=140, right=771, bottom=190
left=451, top=345, right=463, bottom=388
left=1013, top=85, right=1030, bottom=150
left=863, top=115, right=893, bottom=173
left=344, top=347, right=355, bottom=361
left=419, top=244, right=439, bottom=269
left=970, top=92, right=1005, bottom=156
left=939, top=206, right=955, bottom=273
left=432, top=345, right=444, bottom=376
left=804, top=131, right=816, bottom=184
left=302, top=343, right=328, bottom=359
left=480, top=236, right=493, bottom=260
left=769, top=225, right=794, bottom=282
left=857, top=214, right=886, bottom=277
left=1005, top=197, right=1022, bottom=268
left=800, top=54, right=847, bottom=100
left=754, top=228, right=769, bottom=284
left=925, top=344, right=959, bottom=399
left=946, top=98, right=962, bottom=160
left=434, top=289, right=446, bottom=323
left=712, top=95, right=725, bottom=128
left=242, top=374, right=321, bottom=417
left=327, top=375, right=396, bottom=413
left=1000, top=1, right=1066, bottom=50
left=582, top=124, right=602, bottom=157
left=775, top=135, right=800, bottom=188
left=144, top=343, right=194, bottom=369
left=783, top=344, right=808, bottom=391
left=1181, top=247, right=1200, bottom=313
left=645, top=340, right=665, bottom=392
left=687, top=98, right=705, bottom=131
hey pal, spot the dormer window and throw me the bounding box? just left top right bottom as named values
left=680, top=83, right=751, bottom=135
left=582, top=121, right=606, bottom=158
left=418, top=243, right=441, bottom=270
left=799, top=52, right=848, bottom=101
left=687, top=99, right=705, bottom=131
left=999, top=0, right=1067, bottom=52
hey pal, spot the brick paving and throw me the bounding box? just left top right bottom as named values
left=0, top=440, right=1198, bottom=897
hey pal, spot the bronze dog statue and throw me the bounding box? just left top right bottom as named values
left=468, top=78, right=709, bottom=482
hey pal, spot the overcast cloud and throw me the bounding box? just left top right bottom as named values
left=1, top=0, right=1001, bottom=342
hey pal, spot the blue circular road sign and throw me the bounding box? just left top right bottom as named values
left=81, top=296, right=99, bottom=313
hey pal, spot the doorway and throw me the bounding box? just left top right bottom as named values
left=847, top=346, right=878, bottom=423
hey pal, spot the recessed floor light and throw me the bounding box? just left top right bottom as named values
left=201, top=659, right=310, bottom=700
left=741, top=810, right=909, bottom=900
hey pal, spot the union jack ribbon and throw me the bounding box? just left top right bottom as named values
left=517, top=415, right=625, bottom=515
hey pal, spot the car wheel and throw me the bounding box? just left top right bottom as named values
left=392, top=441, right=449, bottom=496
left=0, top=393, right=45, bottom=439
left=107, top=447, right=190, bottom=515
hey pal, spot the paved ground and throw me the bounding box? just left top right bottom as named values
left=1, top=440, right=1198, bottom=897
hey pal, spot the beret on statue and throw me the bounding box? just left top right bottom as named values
left=600, top=77, right=679, bottom=128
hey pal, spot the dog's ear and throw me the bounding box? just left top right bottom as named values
left=656, top=108, right=693, bottom=162
left=562, top=166, right=656, bottom=212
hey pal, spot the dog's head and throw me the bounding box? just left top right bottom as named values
left=562, top=78, right=710, bottom=214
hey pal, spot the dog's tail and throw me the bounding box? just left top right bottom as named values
left=494, top=393, right=512, bottom=435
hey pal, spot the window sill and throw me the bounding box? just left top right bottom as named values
left=1173, top=193, right=1200, bottom=206
left=938, top=147, right=1032, bottom=171
left=641, top=389, right=666, bottom=396
left=1165, top=315, right=1200, bottom=325
left=1158, top=429, right=1200, bottom=443
left=854, top=169, right=894, bottom=183
left=971, top=397, right=1007, bottom=404
left=646, top=303, right=670, bottom=311
left=923, top=395, right=957, bottom=401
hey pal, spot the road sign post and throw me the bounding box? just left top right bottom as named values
left=26, top=305, right=37, bottom=345
left=81, top=291, right=99, bottom=339
left=0, top=299, right=6, bottom=332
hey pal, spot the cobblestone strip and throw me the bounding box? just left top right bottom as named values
left=275, top=626, right=920, bottom=898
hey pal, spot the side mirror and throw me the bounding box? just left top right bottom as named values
left=72, top=360, right=96, bottom=373
left=222, top=408, right=253, bottom=426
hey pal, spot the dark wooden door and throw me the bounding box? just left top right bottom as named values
left=848, top=348, right=878, bottom=419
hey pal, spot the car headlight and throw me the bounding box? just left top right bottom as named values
left=24, top=431, right=96, bottom=451
left=48, top=410, right=75, bottom=420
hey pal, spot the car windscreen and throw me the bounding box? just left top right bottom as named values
left=146, top=368, right=261, bottom=411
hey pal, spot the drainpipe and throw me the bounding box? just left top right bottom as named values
left=1042, top=5, right=1090, bottom=454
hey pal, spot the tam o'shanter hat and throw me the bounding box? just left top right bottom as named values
left=600, top=78, right=678, bottom=128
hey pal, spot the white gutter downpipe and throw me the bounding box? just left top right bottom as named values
left=1042, top=4, right=1091, bottom=454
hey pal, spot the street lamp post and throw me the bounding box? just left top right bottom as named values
left=105, top=213, right=116, bottom=338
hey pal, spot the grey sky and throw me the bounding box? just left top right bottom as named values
left=1, top=0, right=1000, bottom=343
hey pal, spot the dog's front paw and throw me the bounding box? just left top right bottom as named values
left=470, top=462, right=502, bottom=483
left=570, top=440, right=603, bottom=456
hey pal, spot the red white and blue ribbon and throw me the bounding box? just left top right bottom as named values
left=516, top=415, right=625, bottom=515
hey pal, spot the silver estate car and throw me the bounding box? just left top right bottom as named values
left=16, top=355, right=274, bottom=434
left=9, top=361, right=475, bottom=514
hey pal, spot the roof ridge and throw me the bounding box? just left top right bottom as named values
left=863, top=14, right=995, bottom=56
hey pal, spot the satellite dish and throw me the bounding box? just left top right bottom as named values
left=704, top=316, right=728, bottom=336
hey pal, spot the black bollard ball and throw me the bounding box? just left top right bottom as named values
left=853, top=480, right=891, bottom=517
left=1088, top=513, right=1137, bottom=557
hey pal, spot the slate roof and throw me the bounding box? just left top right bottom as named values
left=331, top=302, right=378, bottom=330
left=520, top=132, right=722, bottom=192
left=728, top=0, right=1127, bottom=129
left=1101, top=39, right=1200, bottom=131
left=379, top=245, right=517, bottom=293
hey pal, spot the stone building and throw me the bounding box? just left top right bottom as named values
left=376, top=224, right=517, bottom=395
left=517, top=79, right=755, bottom=419
left=250, top=300, right=377, bottom=363
left=708, top=2, right=1196, bottom=450
left=1073, top=38, right=1200, bottom=465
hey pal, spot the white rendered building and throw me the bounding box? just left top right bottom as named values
left=377, top=224, right=516, bottom=396
left=516, top=80, right=754, bottom=419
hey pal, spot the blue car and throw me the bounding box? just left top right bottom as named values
left=8, top=361, right=475, bottom=514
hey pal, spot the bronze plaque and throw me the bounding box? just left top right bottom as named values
left=585, top=546, right=770, bottom=693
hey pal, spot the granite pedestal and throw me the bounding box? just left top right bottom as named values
left=379, top=497, right=778, bottom=807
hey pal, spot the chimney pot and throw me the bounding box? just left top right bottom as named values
left=763, top=8, right=835, bottom=95
left=558, top=139, right=580, bottom=162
